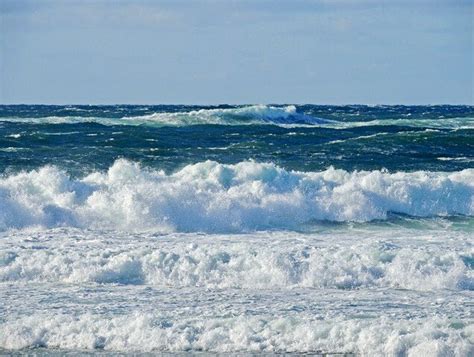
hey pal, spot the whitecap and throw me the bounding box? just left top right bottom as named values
left=0, top=159, right=472, bottom=233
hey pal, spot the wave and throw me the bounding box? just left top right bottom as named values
left=331, top=117, right=474, bottom=130
left=0, top=105, right=327, bottom=127
left=438, top=156, right=474, bottom=163
left=1, top=105, right=473, bottom=129
left=0, top=160, right=473, bottom=233
left=124, top=104, right=326, bottom=126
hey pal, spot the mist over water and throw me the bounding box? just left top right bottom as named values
left=0, top=105, right=473, bottom=355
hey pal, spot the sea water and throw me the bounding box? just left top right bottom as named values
left=0, top=104, right=472, bottom=355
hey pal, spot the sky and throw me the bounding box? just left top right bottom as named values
left=0, top=0, right=473, bottom=105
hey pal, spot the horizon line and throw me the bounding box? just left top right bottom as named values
left=1, top=102, right=473, bottom=107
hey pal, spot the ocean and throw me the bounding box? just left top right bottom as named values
left=0, top=104, right=472, bottom=355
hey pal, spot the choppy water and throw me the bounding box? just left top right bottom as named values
left=0, top=104, right=473, bottom=355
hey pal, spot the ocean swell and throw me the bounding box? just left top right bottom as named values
left=0, top=159, right=473, bottom=232
left=124, top=104, right=324, bottom=126
left=0, top=105, right=326, bottom=127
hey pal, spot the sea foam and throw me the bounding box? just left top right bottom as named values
left=0, top=159, right=473, bottom=232
left=1, top=228, right=472, bottom=290
left=1, top=313, right=471, bottom=355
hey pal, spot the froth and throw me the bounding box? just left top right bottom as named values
left=0, top=159, right=473, bottom=232
left=1, top=313, right=471, bottom=355
left=1, top=229, right=472, bottom=290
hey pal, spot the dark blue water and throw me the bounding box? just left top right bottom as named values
left=0, top=104, right=473, bottom=175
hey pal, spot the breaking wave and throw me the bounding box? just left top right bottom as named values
left=0, top=105, right=326, bottom=127
left=0, top=159, right=473, bottom=232
left=124, top=104, right=325, bottom=126
left=2, top=104, right=473, bottom=129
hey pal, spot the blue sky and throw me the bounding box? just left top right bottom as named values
left=1, top=0, right=472, bottom=104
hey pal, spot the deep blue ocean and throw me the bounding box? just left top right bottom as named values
left=1, top=104, right=473, bottom=175
left=0, top=104, right=473, bottom=355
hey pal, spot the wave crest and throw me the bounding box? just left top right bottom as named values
left=0, top=159, right=474, bottom=232
left=0, top=105, right=326, bottom=127
left=126, top=104, right=322, bottom=125
left=0, top=159, right=473, bottom=232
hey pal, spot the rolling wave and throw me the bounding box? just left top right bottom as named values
left=0, top=105, right=327, bottom=127
left=332, top=117, right=474, bottom=130
left=1, top=104, right=473, bottom=129
left=0, top=159, right=472, bottom=232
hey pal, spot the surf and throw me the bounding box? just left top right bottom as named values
left=1, top=159, right=472, bottom=233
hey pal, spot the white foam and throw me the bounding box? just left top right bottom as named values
left=0, top=160, right=473, bottom=233
left=0, top=227, right=472, bottom=291
left=0, top=225, right=472, bottom=354
left=1, top=313, right=471, bottom=355
left=0, top=160, right=471, bottom=232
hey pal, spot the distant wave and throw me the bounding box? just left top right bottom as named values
left=332, top=117, right=474, bottom=130
left=0, top=159, right=472, bottom=232
left=1, top=104, right=473, bottom=129
left=0, top=105, right=327, bottom=127
left=123, top=105, right=325, bottom=125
